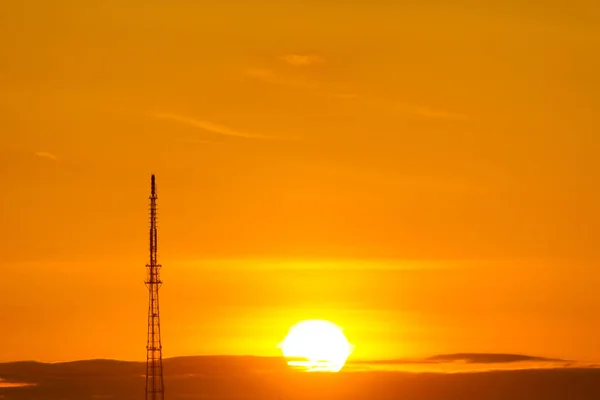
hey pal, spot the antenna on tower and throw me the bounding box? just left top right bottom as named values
left=145, top=174, right=164, bottom=400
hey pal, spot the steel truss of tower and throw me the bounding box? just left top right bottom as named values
left=145, top=174, right=164, bottom=400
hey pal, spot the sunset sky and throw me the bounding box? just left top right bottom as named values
left=0, top=1, right=599, bottom=363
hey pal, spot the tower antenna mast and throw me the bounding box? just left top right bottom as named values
left=145, top=174, right=164, bottom=400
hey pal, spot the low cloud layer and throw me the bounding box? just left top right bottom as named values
left=349, top=353, right=581, bottom=373
left=425, top=353, right=566, bottom=364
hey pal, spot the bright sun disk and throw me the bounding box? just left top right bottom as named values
left=279, top=320, right=352, bottom=372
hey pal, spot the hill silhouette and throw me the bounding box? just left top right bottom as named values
left=1, top=354, right=599, bottom=399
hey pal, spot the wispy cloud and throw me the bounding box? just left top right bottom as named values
left=154, top=113, right=268, bottom=140
left=243, top=68, right=316, bottom=90
left=34, top=151, right=58, bottom=161
left=243, top=68, right=282, bottom=85
left=333, top=93, right=360, bottom=100
left=394, top=103, right=467, bottom=120
left=175, top=137, right=214, bottom=145
left=280, top=54, right=324, bottom=66
left=411, top=107, right=467, bottom=120
left=244, top=68, right=276, bottom=80
left=242, top=68, right=468, bottom=121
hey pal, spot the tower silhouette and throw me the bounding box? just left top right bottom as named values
left=145, top=174, right=164, bottom=400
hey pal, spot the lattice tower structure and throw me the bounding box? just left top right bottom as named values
left=145, top=174, right=164, bottom=400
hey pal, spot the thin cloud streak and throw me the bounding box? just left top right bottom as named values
left=392, top=102, right=467, bottom=120
left=34, top=152, right=58, bottom=161
left=411, top=107, right=467, bottom=120
left=154, top=113, right=269, bottom=140
left=280, top=54, right=324, bottom=66
left=242, top=68, right=467, bottom=121
left=175, top=137, right=214, bottom=145
left=243, top=68, right=317, bottom=90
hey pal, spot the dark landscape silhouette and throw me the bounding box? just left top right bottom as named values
left=1, top=354, right=600, bottom=400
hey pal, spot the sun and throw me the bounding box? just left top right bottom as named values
left=279, top=320, right=353, bottom=372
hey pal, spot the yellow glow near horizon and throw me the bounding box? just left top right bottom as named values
left=279, top=320, right=353, bottom=372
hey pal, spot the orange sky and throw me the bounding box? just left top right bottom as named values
left=0, top=0, right=599, bottom=363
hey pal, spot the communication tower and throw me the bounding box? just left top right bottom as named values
left=145, top=174, right=164, bottom=400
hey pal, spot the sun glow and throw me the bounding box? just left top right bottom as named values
left=279, top=320, right=353, bottom=372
